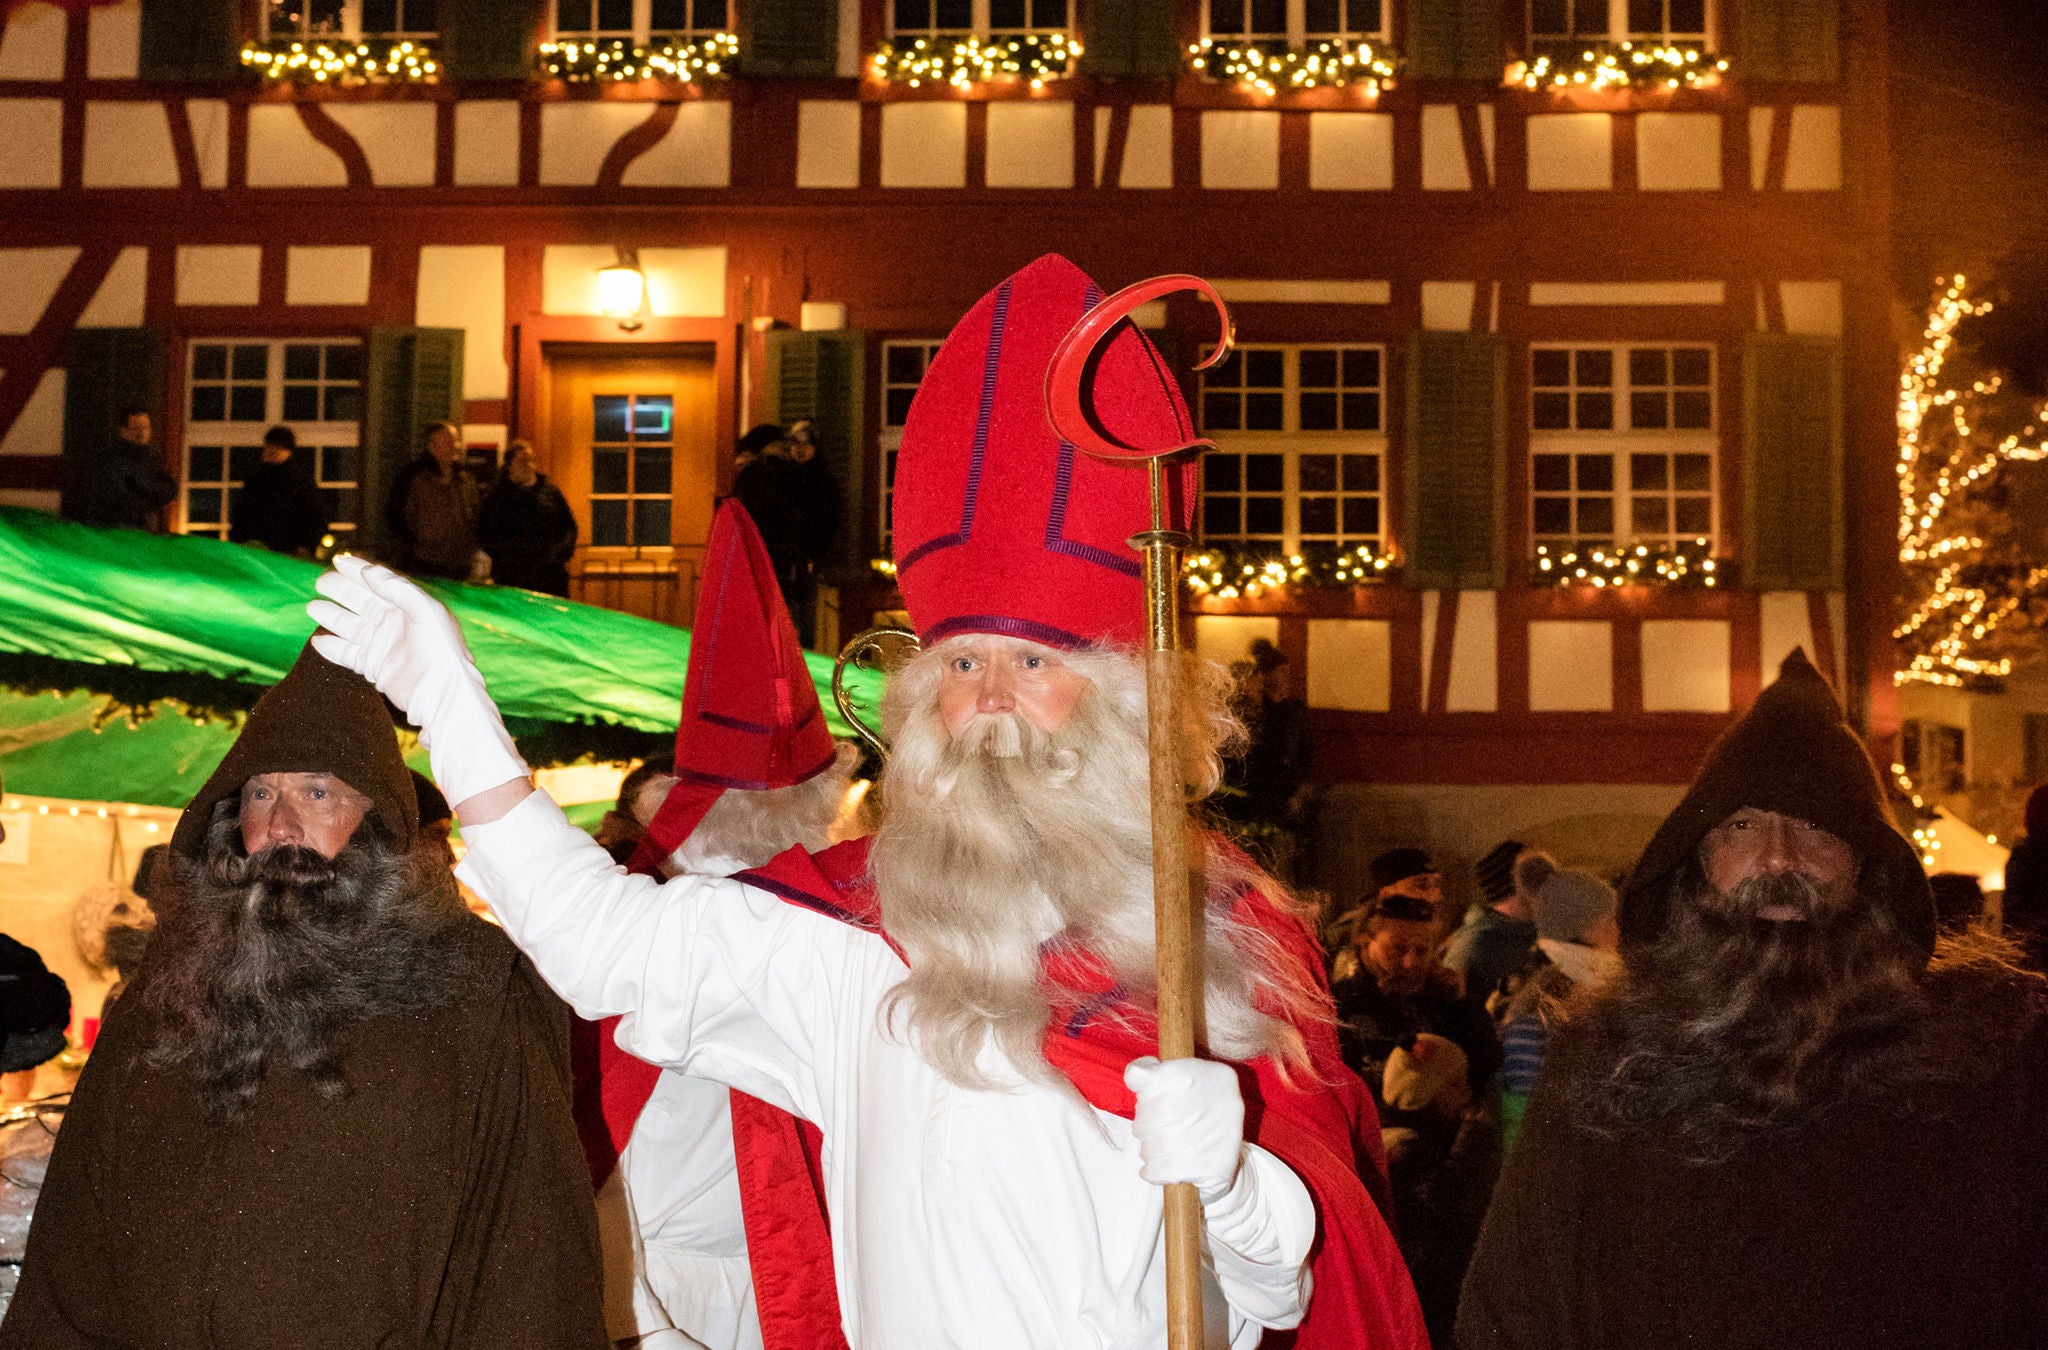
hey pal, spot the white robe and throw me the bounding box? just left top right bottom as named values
left=458, top=790, right=1315, bottom=1350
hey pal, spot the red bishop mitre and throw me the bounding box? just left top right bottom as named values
left=891, top=253, right=1197, bottom=650
left=628, top=499, right=838, bottom=872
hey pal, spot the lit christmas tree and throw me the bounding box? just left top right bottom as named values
left=1894, top=277, right=2048, bottom=689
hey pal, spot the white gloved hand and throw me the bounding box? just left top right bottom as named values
left=306, top=554, right=529, bottom=809
left=1125, top=1055, right=1246, bottom=1204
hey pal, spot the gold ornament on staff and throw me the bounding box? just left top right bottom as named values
left=831, top=626, right=919, bottom=758
left=1046, top=274, right=1234, bottom=1350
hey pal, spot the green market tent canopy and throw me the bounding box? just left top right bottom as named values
left=0, top=508, right=882, bottom=809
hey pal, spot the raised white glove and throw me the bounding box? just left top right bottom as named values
left=1124, top=1055, right=1245, bottom=1204
left=306, top=554, right=529, bottom=809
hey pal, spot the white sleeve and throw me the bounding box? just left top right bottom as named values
left=1204, top=1143, right=1316, bottom=1330
left=455, top=788, right=879, bottom=1122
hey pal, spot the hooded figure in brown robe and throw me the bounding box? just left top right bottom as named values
left=0, top=644, right=609, bottom=1349
left=1457, top=650, right=2048, bottom=1350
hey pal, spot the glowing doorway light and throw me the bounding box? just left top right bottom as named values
left=597, top=249, right=647, bottom=332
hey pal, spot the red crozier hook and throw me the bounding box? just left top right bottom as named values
left=1045, top=273, right=1234, bottom=462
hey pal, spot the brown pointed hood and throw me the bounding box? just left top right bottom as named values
left=170, top=642, right=417, bottom=858
left=1621, top=649, right=1934, bottom=964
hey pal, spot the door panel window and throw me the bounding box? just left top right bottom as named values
left=589, top=393, right=674, bottom=547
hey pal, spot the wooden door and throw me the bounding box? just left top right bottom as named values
left=543, top=347, right=717, bottom=626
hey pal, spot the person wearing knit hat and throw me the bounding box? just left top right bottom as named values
left=1371, top=847, right=1443, bottom=905
left=1460, top=650, right=2048, bottom=1350
left=1, top=642, right=607, bottom=1348
left=1495, top=867, right=1623, bottom=1148
left=1444, top=846, right=1553, bottom=1001
left=311, top=256, right=1425, bottom=1349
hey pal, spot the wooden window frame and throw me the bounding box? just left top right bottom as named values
left=1203, top=0, right=1392, bottom=48
left=886, top=0, right=1074, bottom=41
left=550, top=0, right=732, bottom=44
left=877, top=337, right=944, bottom=555
left=1527, top=0, right=1714, bottom=50
left=262, top=0, right=438, bottom=41
left=181, top=336, right=364, bottom=541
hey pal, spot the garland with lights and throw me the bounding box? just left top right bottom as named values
left=241, top=38, right=438, bottom=84
left=1183, top=543, right=1400, bottom=600
left=1186, top=38, right=1399, bottom=96
left=1506, top=42, right=1726, bottom=91
left=1895, top=277, right=2048, bottom=689
left=868, top=33, right=1081, bottom=89
left=1530, top=541, right=1722, bottom=588
left=538, top=33, right=737, bottom=82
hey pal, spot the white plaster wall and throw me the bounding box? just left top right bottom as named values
left=0, top=99, right=63, bottom=189
left=1527, top=112, right=1613, bottom=191
left=0, top=370, right=64, bottom=457
left=541, top=244, right=615, bottom=316
left=1200, top=110, right=1279, bottom=190
left=1529, top=620, right=1613, bottom=711
left=985, top=101, right=1072, bottom=189
left=1758, top=591, right=1817, bottom=688
left=796, top=100, right=860, bottom=188
left=0, top=247, right=78, bottom=334
left=1193, top=615, right=1279, bottom=667
left=1641, top=618, right=1731, bottom=712
left=1307, top=111, right=1393, bottom=191
left=879, top=102, right=966, bottom=188
left=246, top=106, right=348, bottom=188
left=1421, top=281, right=1477, bottom=332
left=640, top=246, right=727, bottom=317
left=87, top=1, right=141, bottom=79
left=1783, top=105, right=1841, bottom=190
left=1420, top=104, right=1468, bottom=190
left=175, top=245, right=261, bottom=306
left=1749, top=106, right=1773, bottom=190
left=622, top=101, right=730, bottom=188
left=416, top=245, right=506, bottom=400
left=1307, top=619, right=1392, bottom=712
left=189, top=100, right=230, bottom=188
left=540, top=103, right=648, bottom=186
left=0, top=6, right=64, bottom=80
left=286, top=245, right=372, bottom=306
left=324, top=102, right=437, bottom=186
left=78, top=246, right=147, bottom=326
left=0, top=489, right=58, bottom=511
left=1118, top=105, right=1173, bottom=188
left=1446, top=590, right=1498, bottom=712
left=1529, top=281, right=1724, bottom=306
left=453, top=101, right=520, bottom=186
left=83, top=102, right=179, bottom=187
left=1780, top=280, right=1843, bottom=336
left=1636, top=111, right=1720, bottom=190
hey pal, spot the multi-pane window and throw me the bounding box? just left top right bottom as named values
left=1198, top=344, right=1385, bottom=557
left=1206, top=0, right=1388, bottom=46
left=879, top=340, right=943, bottom=554
left=889, top=0, right=1069, bottom=38
left=182, top=339, right=362, bottom=541
left=264, top=0, right=437, bottom=39
left=1530, top=0, right=1708, bottom=49
left=1530, top=344, right=1716, bottom=552
left=553, top=0, right=728, bottom=41
left=590, top=394, right=674, bottom=548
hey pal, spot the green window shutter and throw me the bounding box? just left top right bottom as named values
left=1735, top=0, right=1838, bottom=84
left=441, top=0, right=546, bottom=82
left=360, top=327, right=465, bottom=559
left=1742, top=333, right=1841, bottom=590
left=1404, top=330, right=1506, bottom=590
left=765, top=329, right=866, bottom=568
left=139, top=0, right=242, bottom=83
left=740, top=0, right=841, bottom=77
left=1407, top=0, right=1502, bottom=82
left=63, top=329, right=166, bottom=456
left=1078, top=0, right=1180, bottom=79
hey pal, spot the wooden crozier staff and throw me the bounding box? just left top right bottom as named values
left=1047, top=275, right=1235, bottom=1350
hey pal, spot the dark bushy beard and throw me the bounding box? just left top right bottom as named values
left=138, top=804, right=471, bottom=1123
left=1560, top=862, right=2037, bottom=1160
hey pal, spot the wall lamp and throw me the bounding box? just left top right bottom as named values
left=597, top=248, right=647, bottom=332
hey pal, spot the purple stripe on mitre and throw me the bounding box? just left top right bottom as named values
left=958, top=279, right=1011, bottom=534
left=698, top=708, right=775, bottom=736
left=920, top=614, right=1095, bottom=650
left=1045, top=437, right=1145, bottom=579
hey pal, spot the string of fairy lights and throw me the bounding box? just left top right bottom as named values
left=1181, top=545, right=1399, bottom=600
left=537, top=33, right=738, bottom=82
left=1185, top=38, right=1399, bottom=96
left=241, top=39, right=438, bottom=84
left=868, top=34, right=1082, bottom=89
left=1506, top=42, right=1726, bottom=91
left=1894, top=276, right=2048, bottom=688
left=1531, top=542, right=1720, bottom=588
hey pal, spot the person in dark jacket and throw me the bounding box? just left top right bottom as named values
left=1456, top=650, right=2048, bottom=1350
left=60, top=406, right=176, bottom=533
left=478, top=441, right=577, bottom=597
left=0, top=643, right=609, bottom=1349
left=1332, top=892, right=1502, bottom=1109
left=386, top=421, right=481, bottom=580
left=228, top=426, right=327, bottom=556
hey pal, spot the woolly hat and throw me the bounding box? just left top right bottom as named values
left=1370, top=848, right=1436, bottom=893
left=627, top=500, right=838, bottom=874
left=1621, top=649, right=1934, bottom=964
left=1382, top=1033, right=1470, bottom=1113
left=1530, top=868, right=1618, bottom=943
left=1474, top=840, right=1526, bottom=906
left=890, top=254, right=1196, bottom=650
left=172, top=641, right=416, bottom=858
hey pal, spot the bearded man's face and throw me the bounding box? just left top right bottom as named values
left=933, top=635, right=1094, bottom=747
left=239, top=772, right=374, bottom=860
left=1700, top=807, right=1858, bottom=925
